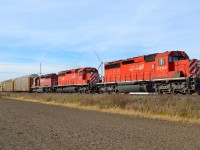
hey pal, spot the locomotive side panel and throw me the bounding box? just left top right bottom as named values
left=104, top=63, right=121, bottom=83
left=58, top=69, right=79, bottom=86
left=39, top=74, right=58, bottom=87
left=104, top=56, right=155, bottom=83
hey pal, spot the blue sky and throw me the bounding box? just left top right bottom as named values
left=0, top=0, right=200, bottom=81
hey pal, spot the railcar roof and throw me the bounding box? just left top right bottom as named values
left=13, top=74, right=39, bottom=80
left=105, top=50, right=187, bottom=65
left=58, top=67, right=97, bottom=74
left=58, top=68, right=81, bottom=74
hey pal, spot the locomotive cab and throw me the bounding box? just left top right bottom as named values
left=154, top=51, right=200, bottom=94
left=155, top=51, right=190, bottom=78
left=168, top=51, right=190, bottom=77
left=168, top=51, right=189, bottom=63
left=81, top=68, right=99, bottom=84
left=32, top=76, right=40, bottom=87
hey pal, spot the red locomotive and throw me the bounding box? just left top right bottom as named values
left=56, top=67, right=99, bottom=93
left=32, top=73, right=58, bottom=92
left=103, top=50, right=200, bottom=94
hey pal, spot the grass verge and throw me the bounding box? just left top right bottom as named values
left=1, top=92, right=200, bottom=124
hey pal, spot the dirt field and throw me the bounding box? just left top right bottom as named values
left=0, top=97, right=200, bottom=150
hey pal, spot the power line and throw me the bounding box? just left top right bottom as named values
left=0, top=72, right=34, bottom=74
left=0, top=62, right=68, bottom=69
left=0, top=62, right=38, bottom=65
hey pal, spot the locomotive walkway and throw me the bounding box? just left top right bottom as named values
left=0, top=97, right=200, bottom=150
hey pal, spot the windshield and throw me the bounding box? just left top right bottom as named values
left=169, top=52, right=189, bottom=62
left=85, top=69, right=98, bottom=74
left=174, top=56, right=186, bottom=61
left=169, top=56, right=187, bottom=62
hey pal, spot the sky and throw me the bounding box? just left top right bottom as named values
left=0, top=0, right=200, bottom=81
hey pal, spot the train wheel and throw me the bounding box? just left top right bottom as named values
left=171, top=89, right=177, bottom=95
left=158, top=90, right=163, bottom=94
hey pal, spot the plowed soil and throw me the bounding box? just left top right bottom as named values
left=0, top=97, right=200, bottom=150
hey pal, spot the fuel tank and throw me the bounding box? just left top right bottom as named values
left=62, top=87, right=77, bottom=93
left=117, top=84, right=154, bottom=93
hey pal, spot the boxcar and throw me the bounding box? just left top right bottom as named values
left=14, top=74, right=38, bottom=92
left=2, top=79, right=14, bottom=92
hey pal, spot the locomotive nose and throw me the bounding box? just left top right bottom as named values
left=190, top=59, right=200, bottom=77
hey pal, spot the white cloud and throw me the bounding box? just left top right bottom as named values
left=0, top=0, right=199, bottom=52
left=0, top=62, right=69, bottom=81
left=0, top=0, right=200, bottom=80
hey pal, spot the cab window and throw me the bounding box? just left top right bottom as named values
left=173, top=51, right=188, bottom=61
left=85, top=69, right=97, bottom=74
left=180, top=57, right=186, bottom=60
left=159, top=58, right=165, bottom=66
left=169, top=56, right=173, bottom=63
left=173, top=56, right=187, bottom=61
left=85, top=69, right=91, bottom=74
left=174, top=57, right=179, bottom=61
left=79, top=71, right=83, bottom=76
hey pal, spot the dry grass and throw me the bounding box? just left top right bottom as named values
left=1, top=92, right=200, bottom=123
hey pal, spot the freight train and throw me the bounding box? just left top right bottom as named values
left=1, top=50, right=200, bottom=94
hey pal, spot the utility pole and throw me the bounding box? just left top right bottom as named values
left=40, top=63, right=42, bottom=76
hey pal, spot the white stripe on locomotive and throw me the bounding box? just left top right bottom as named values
left=190, top=59, right=198, bottom=77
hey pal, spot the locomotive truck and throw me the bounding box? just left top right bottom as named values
left=1, top=50, right=200, bottom=94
